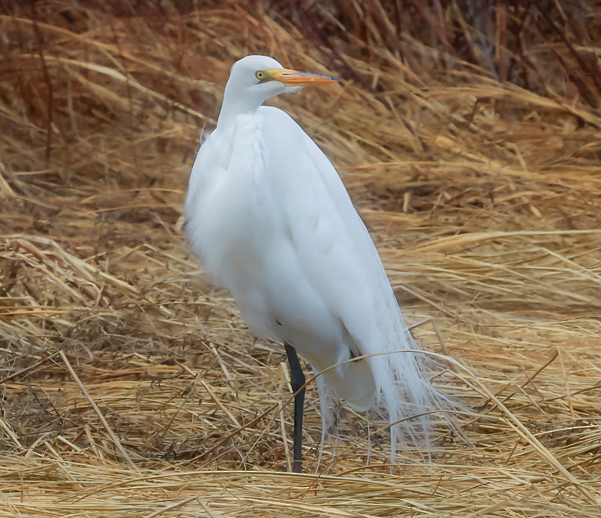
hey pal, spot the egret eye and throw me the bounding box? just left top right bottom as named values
left=256, top=71, right=266, bottom=82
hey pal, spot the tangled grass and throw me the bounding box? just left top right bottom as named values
left=1, top=1, right=601, bottom=516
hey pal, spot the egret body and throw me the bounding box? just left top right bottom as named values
left=185, top=55, right=447, bottom=472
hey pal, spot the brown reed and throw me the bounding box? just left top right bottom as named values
left=1, top=1, right=600, bottom=516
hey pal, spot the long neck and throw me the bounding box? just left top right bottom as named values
left=216, top=83, right=262, bottom=129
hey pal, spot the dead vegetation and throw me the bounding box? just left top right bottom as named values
left=1, top=0, right=601, bottom=516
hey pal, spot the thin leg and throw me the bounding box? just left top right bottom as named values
left=284, top=343, right=305, bottom=474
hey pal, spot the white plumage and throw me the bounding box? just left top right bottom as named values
left=185, top=55, right=448, bottom=464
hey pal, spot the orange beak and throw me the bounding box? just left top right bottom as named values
left=267, top=68, right=340, bottom=86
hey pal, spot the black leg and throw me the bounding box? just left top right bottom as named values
left=284, top=343, right=305, bottom=473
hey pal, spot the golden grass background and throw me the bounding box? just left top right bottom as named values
left=1, top=0, right=601, bottom=515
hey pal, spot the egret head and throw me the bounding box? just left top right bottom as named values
left=218, top=55, right=340, bottom=126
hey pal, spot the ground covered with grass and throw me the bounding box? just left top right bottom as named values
left=1, top=1, right=601, bottom=516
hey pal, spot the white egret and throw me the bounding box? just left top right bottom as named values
left=185, top=55, right=449, bottom=472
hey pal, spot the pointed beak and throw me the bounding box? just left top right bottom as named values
left=267, top=68, right=340, bottom=86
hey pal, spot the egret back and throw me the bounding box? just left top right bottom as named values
left=290, top=111, right=451, bottom=458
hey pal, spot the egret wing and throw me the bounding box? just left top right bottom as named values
left=263, top=107, right=385, bottom=350
left=263, top=107, right=448, bottom=457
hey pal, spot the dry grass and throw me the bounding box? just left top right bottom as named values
left=1, top=0, right=601, bottom=516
